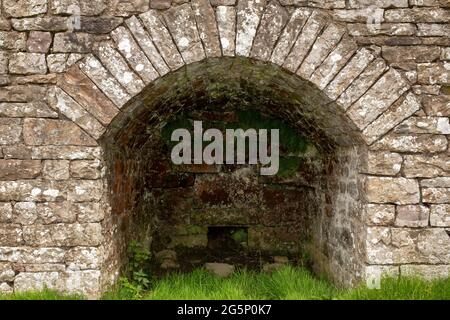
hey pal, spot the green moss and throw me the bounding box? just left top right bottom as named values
left=276, top=156, right=301, bottom=178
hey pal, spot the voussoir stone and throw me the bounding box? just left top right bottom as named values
left=236, top=0, right=267, bottom=57
left=216, top=5, right=236, bottom=57
left=163, top=4, right=206, bottom=64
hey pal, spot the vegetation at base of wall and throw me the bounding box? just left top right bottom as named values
left=0, top=288, right=83, bottom=300
left=2, top=267, right=450, bottom=300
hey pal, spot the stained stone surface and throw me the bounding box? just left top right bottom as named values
left=0, top=0, right=448, bottom=299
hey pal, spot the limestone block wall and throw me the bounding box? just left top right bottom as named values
left=0, top=0, right=448, bottom=298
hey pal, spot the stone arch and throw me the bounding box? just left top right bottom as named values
left=50, top=1, right=419, bottom=295
left=6, top=0, right=446, bottom=299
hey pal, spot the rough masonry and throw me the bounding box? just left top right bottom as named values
left=0, top=0, right=449, bottom=298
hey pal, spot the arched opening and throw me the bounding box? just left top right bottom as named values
left=100, top=57, right=368, bottom=286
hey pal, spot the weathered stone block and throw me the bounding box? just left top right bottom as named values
left=0, top=118, right=22, bottom=145
left=47, top=53, right=83, bottom=73
left=394, top=117, right=450, bottom=135
left=365, top=204, right=396, bottom=226
left=163, top=4, right=206, bottom=64
left=11, top=17, right=69, bottom=32
left=0, top=262, right=15, bottom=282
left=0, top=102, right=58, bottom=118
left=57, top=65, right=119, bottom=126
left=0, top=203, right=13, bottom=223
left=365, top=177, right=420, bottom=204
left=283, top=10, right=327, bottom=72
left=124, top=16, right=169, bottom=76
left=65, top=247, right=102, bottom=270
left=370, top=134, right=448, bottom=153
left=235, top=0, right=267, bottom=57
left=78, top=55, right=130, bottom=108
left=0, top=247, right=66, bottom=263
left=363, top=151, right=402, bottom=176
left=418, top=62, right=450, bottom=85
left=27, top=31, right=52, bottom=53
left=139, top=10, right=184, bottom=71
left=250, top=0, right=288, bottom=61
left=50, top=0, right=108, bottom=16
left=94, top=41, right=144, bottom=96
left=0, top=224, right=23, bottom=246
left=0, top=160, right=41, bottom=180
left=70, top=160, right=102, bottom=179
left=216, top=5, right=236, bottom=57
left=192, top=0, right=222, bottom=58
left=347, top=68, right=409, bottom=130
left=0, top=31, right=26, bottom=50
left=110, top=26, right=159, bottom=83
left=401, top=264, right=450, bottom=280
left=53, top=33, right=94, bottom=53
left=48, top=87, right=105, bottom=139
left=403, top=154, right=449, bottom=178
left=395, top=205, right=429, bottom=227
left=23, top=119, right=97, bottom=146
left=42, top=160, right=70, bottom=180
left=362, top=92, right=421, bottom=144
left=422, top=188, right=450, bottom=204
left=9, top=53, right=47, bottom=75
left=23, top=223, right=102, bottom=246
left=430, top=204, right=450, bottom=227
left=3, top=0, right=47, bottom=17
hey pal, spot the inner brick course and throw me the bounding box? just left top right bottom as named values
left=0, top=0, right=449, bottom=298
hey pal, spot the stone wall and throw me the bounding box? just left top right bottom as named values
left=0, top=0, right=449, bottom=298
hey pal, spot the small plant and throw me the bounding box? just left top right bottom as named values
left=118, top=241, right=151, bottom=299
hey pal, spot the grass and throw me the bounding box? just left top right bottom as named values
left=2, top=266, right=450, bottom=300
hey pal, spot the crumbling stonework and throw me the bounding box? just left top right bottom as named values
left=0, top=0, right=449, bottom=298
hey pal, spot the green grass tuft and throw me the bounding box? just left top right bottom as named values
left=2, top=267, right=450, bottom=300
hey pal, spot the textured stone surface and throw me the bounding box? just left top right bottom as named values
left=365, top=177, right=420, bottom=205
left=53, top=33, right=94, bottom=53
left=139, top=10, right=184, bottom=70
left=0, top=0, right=448, bottom=298
left=270, top=8, right=310, bottom=65
left=236, top=0, right=266, bottom=57
left=0, top=160, right=41, bottom=180
left=110, top=26, right=159, bottom=83
left=297, top=23, right=346, bottom=79
left=48, top=87, right=105, bottom=139
left=216, top=5, right=236, bottom=57
left=192, top=0, right=222, bottom=58
left=27, top=31, right=52, bottom=53
left=79, top=55, right=130, bottom=108
left=336, top=58, right=387, bottom=108
left=347, top=69, right=409, bottom=130
left=57, top=65, right=120, bottom=125
left=370, top=134, right=448, bottom=153
left=125, top=16, right=169, bottom=76
left=365, top=204, right=396, bottom=226
left=23, top=119, right=97, bottom=146
left=430, top=204, right=450, bottom=227
left=94, top=41, right=145, bottom=96
left=363, top=151, right=402, bottom=176
left=3, top=0, right=47, bottom=17
left=250, top=0, right=288, bottom=61
left=362, top=92, right=421, bottom=144
left=395, top=205, right=429, bottom=227
left=9, top=53, right=47, bottom=75
left=283, top=10, right=326, bottom=73
left=403, top=154, right=450, bottom=178
left=163, top=4, right=205, bottom=64
left=42, top=160, right=70, bottom=180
